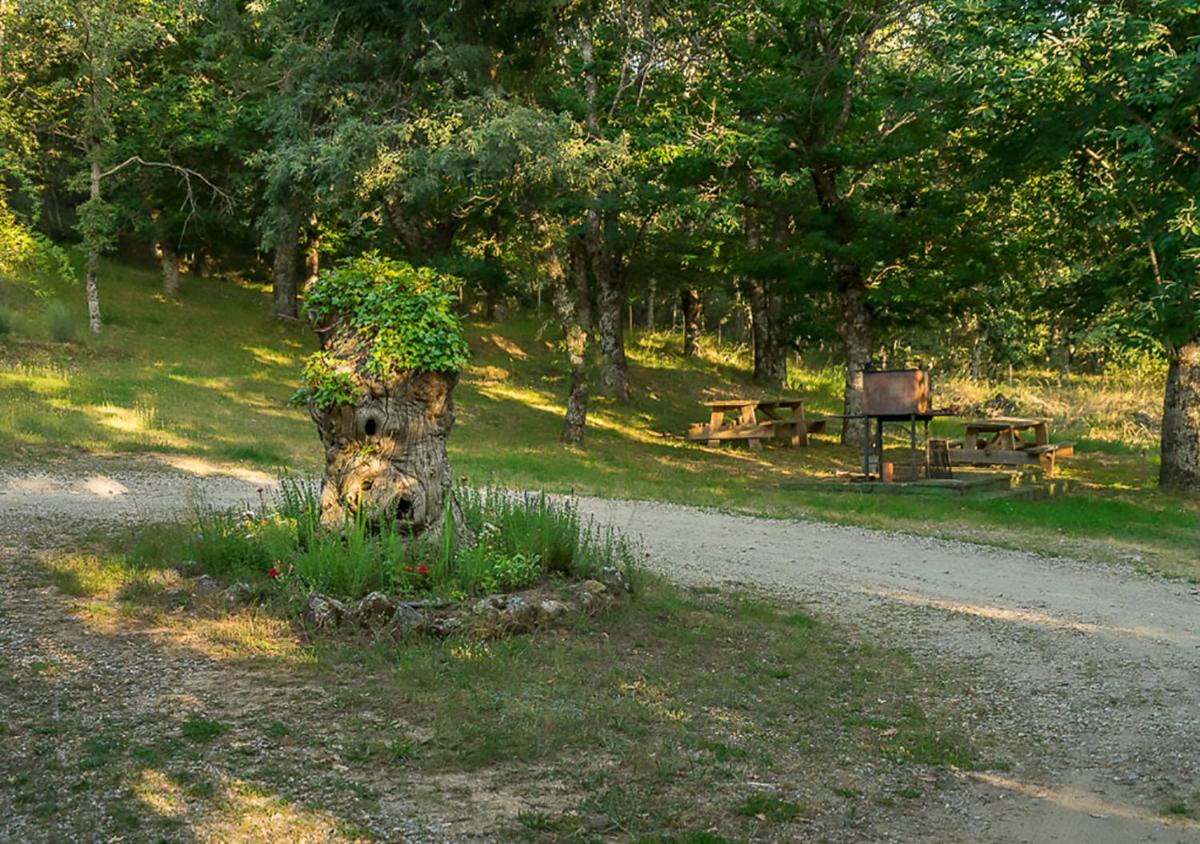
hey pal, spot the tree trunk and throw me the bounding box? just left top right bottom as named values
left=839, top=283, right=872, bottom=445
left=272, top=236, right=299, bottom=320
left=196, top=249, right=214, bottom=278
left=85, top=158, right=103, bottom=334
left=310, top=371, right=460, bottom=533
left=554, top=234, right=590, bottom=446
left=302, top=221, right=320, bottom=292
left=681, top=288, right=702, bottom=357
left=159, top=242, right=180, bottom=297
left=587, top=212, right=629, bottom=400
left=1160, top=339, right=1200, bottom=489
left=306, top=313, right=463, bottom=534
left=647, top=278, right=656, bottom=329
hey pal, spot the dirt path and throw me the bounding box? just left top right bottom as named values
left=3, top=465, right=1199, bottom=843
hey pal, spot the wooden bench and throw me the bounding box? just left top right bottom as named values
left=760, top=418, right=828, bottom=447
left=949, top=441, right=1074, bottom=476
left=687, top=422, right=773, bottom=447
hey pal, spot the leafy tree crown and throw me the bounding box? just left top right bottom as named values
left=296, top=253, right=469, bottom=408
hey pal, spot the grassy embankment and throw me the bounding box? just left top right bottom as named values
left=1, top=261, right=1197, bottom=578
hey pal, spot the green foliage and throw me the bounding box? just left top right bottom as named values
left=296, top=253, right=469, bottom=408
left=0, top=197, right=73, bottom=290
left=0, top=308, right=12, bottom=336
left=46, top=300, right=77, bottom=343
left=138, top=480, right=635, bottom=600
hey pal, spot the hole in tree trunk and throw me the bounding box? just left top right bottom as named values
left=364, top=418, right=378, bottom=436
left=395, top=498, right=412, bottom=520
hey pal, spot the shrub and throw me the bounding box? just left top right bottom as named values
left=0, top=307, right=12, bottom=336
left=293, top=253, right=469, bottom=409
left=46, top=300, right=77, bottom=342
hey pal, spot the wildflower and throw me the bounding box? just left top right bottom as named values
left=417, top=564, right=429, bottom=575
left=267, top=566, right=280, bottom=579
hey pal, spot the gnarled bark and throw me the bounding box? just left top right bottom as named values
left=1160, top=339, right=1200, bottom=489
left=311, top=370, right=459, bottom=533
left=307, top=311, right=462, bottom=534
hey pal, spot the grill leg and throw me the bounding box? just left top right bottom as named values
left=910, top=415, right=917, bottom=482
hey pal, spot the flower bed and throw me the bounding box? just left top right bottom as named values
left=140, top=482, right=636, bottom=637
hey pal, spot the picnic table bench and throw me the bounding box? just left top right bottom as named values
left=687, top=398, right=827, bottom=450
left=948, top=416, right=1074, bottom=476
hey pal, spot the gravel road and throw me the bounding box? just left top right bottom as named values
left=3, top=466, right=1198, bottom=843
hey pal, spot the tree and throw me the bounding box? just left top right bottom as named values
left=9, top=0, right=230, bottom=329
left=954, top=0, right=1200, bottom=487
left=689, top=0, right=969, bottom=441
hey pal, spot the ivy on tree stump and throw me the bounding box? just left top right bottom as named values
left=295, top=253, right=470, bottom=534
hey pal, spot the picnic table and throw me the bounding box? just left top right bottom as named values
left=949, top=416, right=1074, bottom=476
left=687, top=398, right=827, bottom=450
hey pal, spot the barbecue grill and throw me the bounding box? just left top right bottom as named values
left=856, top=367, right=950, bottom=480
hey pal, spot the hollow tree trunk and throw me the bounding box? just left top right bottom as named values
left=1160, top=339, right=1200, bottom=489
left=159, top=242, right=180, bottom=297
left=85, top=158, right=102, bottom=334
left=310, top=370, right=460, bottom=533
left=839, top=282, right=872, bottom=445
left=681, top=288, right=702, bottom=357
left=272, top=236, right=299, bottom=320
left=586, top=213, right=629, bottom=400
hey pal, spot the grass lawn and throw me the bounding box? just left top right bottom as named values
left=1, top=261, right=1198, bottom=579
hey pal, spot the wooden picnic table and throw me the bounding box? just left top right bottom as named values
left=950, top=416, right=1073, bottom=476
left=688, top=398, right=827, bottom=450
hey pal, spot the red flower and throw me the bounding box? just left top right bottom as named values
left=417, top=564, right=429, bottom=576
left=267, top=567, right=280, bottom=579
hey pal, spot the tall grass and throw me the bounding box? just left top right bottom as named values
left=137, top=480, right=636, bottom=599
left=46, top=299, right=77, bottom=342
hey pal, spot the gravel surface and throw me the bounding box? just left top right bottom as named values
left=2, top=465, right=1199, bottom=843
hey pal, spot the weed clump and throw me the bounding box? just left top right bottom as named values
left=46, top=300, right=76, bottom=342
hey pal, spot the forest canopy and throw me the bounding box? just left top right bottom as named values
left=1, top=0, right=1197, bottom=486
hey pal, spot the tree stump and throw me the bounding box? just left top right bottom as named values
left=309, top=368, right=458, bottom=532
left=297, top=254, right=470, bottom=535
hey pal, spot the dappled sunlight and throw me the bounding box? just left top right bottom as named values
left=618, top=677, right=691, bottom=723
left=0, top=361, right=72, bottom=393
left=969, top=771, right=1200, bottom=831
left=483, top=333, right=528, bottom=359
left=83, top=475, right=129, bottom=496
left=131, top=768, right=187, bottom=820
left=81, top=402, right=187, bottom=446
left=133, top=769, right=356, bottom=843
left=865, top=588, right=1198, bottom=647
left=152, top=454, right=280, bottom=485
left=170, top=609, right=316, bottom=664
left=242, top=345, right=297, bottom=367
